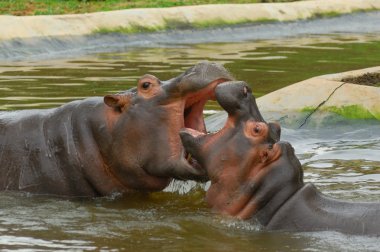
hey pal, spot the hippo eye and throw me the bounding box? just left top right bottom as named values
left=141, top=82, right=151, bottom=90
left=253, top=125, right=260, bottom=134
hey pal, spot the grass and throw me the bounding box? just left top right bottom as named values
left=192, top=17, right=277, bottom=28
left=94, top=17, right=278, bottom=34
left=302, top=105, right=380, bottom=120
left=310, top=11, right=342, bottom=19
left=95, top=25, right=162, bottom=34
left=0, top=0, right=297, bottom=16
left=310, top=8, right=380, bottom=20
left=327, top=105, right=378, bottom=120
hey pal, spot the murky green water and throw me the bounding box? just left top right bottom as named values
left=2, top=34, right=380, bottom=110
left=1, top=34, right=380, bottom=251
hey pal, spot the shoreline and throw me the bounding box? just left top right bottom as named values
left=1, top=11, right=380, bottom=61
left=1, top=0, right=380, bottom=41
left=1, top=0, right=380, bottom=120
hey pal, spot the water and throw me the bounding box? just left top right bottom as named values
left=1, top=20, right=380, bottom=251
left=2, top=11, right=380, bottom=61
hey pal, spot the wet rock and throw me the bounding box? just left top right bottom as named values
left=256, top=66, right=380, bottom=122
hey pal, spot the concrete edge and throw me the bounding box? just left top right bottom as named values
left=1, top=0, right=380, bottom=41
left=257, top=66, right=380, bottom=120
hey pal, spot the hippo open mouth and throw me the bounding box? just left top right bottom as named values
left=181, top=79, right=228, bottom=172
left=180, top=81, right=281, bottom=175
left=164, top=61, right=234, bottom=135
left=183, top=80, right=222, bottom=134
left=149, top=62, right=235, bottom=178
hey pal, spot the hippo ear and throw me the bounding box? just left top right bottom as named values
left=104, top=94, right=132, bottom=112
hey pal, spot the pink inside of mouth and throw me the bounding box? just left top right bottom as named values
left=184, top=100, right=207, bottom=134
left=182, top=127, right=206, bottom=138
left=183, top=79, right=228, bottom=134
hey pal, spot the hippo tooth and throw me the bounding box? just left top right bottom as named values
left=207, top=128, right=222, bottom=134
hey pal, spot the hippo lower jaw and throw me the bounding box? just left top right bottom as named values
left=179, top=115, right=232, bottom=178
left=175, top=79, right=231, bottom=177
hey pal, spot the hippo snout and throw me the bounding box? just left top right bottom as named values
left=163, top=61, right=234, bottom=94
left=215, top=81, right=252, bottom=113
left=277, top=141, right=293, bottom=153
left=276, top=141, right=301, bottom=168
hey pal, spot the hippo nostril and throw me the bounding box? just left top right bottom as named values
left=268, top=144, right=273, bottom=150
left=291, top=146, right=295, bottom=154
left=243, top=86, right=248, bottom=97
left=243, top=85, right=252, bottom=98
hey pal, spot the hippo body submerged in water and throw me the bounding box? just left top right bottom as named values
left=181, top=82, right=380, bottom=236
left=0, top=62, right=233, bottom=197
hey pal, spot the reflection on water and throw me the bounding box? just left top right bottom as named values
left=1, top=34, right=380, bottom=251
left=281, top=124, right=380, bottom=202
left=1, top=34, right=380, bottom=110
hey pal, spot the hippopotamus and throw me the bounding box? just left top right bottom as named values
left=0, top=62, right=233, bottom=197
left=180, top=83, right=380, bottom=235
left=180, top=81, right=281, bottom=215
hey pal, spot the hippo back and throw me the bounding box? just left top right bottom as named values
left=0, top=97, right=105, bottom=196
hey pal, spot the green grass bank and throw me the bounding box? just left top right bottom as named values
left=1, top=0, right=295, bottom=16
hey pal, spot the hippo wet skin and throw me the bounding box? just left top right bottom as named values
left=0, top=62, right=233, bottom=197
left=180, top=83, right=380, bottom=236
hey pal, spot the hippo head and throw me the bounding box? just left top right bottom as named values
left=203, top=141, right=304, bottom=225
left=101, top=62, right=233, bottom=191
left=180, top=82, right=301, bottom=223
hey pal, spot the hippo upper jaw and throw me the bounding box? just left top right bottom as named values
left=153, top=63, right=235, bottom=180
left=162, top=62, right=234, bottom=134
